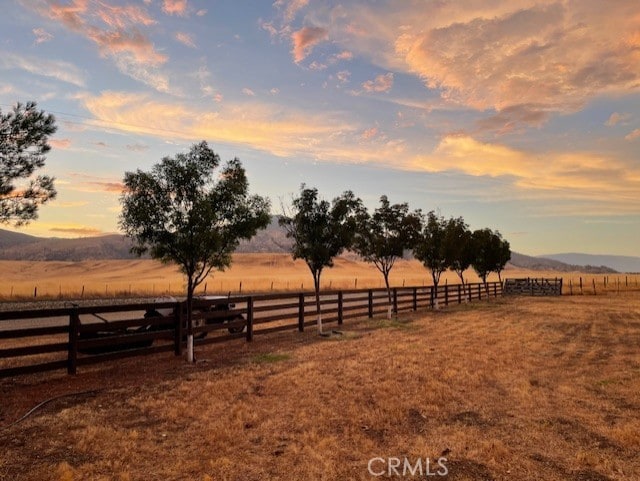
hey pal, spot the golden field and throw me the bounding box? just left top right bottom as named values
left=1, top=294, right=639, bottom=480
left=1, top=255, right=638, bottom=300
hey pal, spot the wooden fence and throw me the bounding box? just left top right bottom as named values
left=0, top=282, right=502, bottom=378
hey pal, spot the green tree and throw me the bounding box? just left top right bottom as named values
left=471, top=228, right=510, bottom=285
left=413, top=211, right=448, bottom=307
left=353, top=195, right=422, bottom=318
left=444, top=216, right=474, bottom=285
left=493, top=232, right=511, bottom=283
left=0, top=101, right=57, bottom=226
left=120, top=141, right=270, bottom=362
left=280, top=185, right=362, bottom=334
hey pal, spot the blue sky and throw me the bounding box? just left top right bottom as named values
left=1, top=0, right=639, bottom=256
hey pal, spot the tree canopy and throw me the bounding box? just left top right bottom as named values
left=471, top=228, right=511, bottom=283
left=120, top=141, right=270, bottom=360
left=0, top=101, right=57, bottom=226
left=353, top=195, right=422, bottom=315
left=280, top=185, right=362, bottom=333
left=444, top=216, right=474, bottom=285
left=413, top=211, right=449, bottom=293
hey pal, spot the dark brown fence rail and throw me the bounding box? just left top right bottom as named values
left=0, top=282, right=502, bottom=378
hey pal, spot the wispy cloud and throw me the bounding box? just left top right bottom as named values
left=32, top=27, right=53, bottom=44
left=175, top=32, right=196, bottom=48
left=0, top=50, right=86, bottom=87
left=162, top=0, right=188, bottom=16
left=242, top=88, right=256, bottom=97
left=29, top=0, right=168, bottom=91
left=605, top=112, right=632, bottom=127
left=624, top=129, right=640, bottom=141
left=50, top=138, right=72, bottom=149
left=274, top=0, right=309, bottom=23
left=291, top=26, right=328, bottom=63
left=362, top=72, right=393, bottom=93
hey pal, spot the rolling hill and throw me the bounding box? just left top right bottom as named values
left=541, top=253, right=640, bottom=273
left=0, top=222, right=621, bottom=274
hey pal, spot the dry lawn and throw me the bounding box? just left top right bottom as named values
left=1, top=294, right=640, bottom=481
left=1, top=256, right=638, bottom=300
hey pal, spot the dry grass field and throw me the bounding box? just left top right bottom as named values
left=1, top=294, right=639, bottom=480
left=1, top=255, right=638, bottom=300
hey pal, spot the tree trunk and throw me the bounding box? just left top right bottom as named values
left=314, top=270, right=323, bottom=335
left=384, top=271, right=392, bottom=319
left=186, top=277, right=195, bottom=363
left=432, top=272, right=439, bottom=310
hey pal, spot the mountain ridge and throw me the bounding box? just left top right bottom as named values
left=0, top=223, right=626, bottom=273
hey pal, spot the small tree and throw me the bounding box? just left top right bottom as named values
left=444, top=216, right=474, bottom=285
left=353, top=195, right=421, bottom=318
left=280, top=185, right=362, bottom=334
left=0, top=101, right=57, bottom=226
left=120, top=141, right=270, bottom=362
left=493, top=232, right=511, bottom=283
left=413, top=211, right=448, bottom=308
left=472, top=228, right=511, bottom=287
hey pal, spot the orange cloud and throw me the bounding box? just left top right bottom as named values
left=330, top=1, right=640, bottom=122
left=50, top=138, right=72, bottom=149
left=605, top=112, right=631, bottom=127
left=625, top=129, right=640, bottom=141
left=162, top=0, right=188, bottom=16
left=362, top=72, right=394, bottom=93
left=291, top=26, right=328, bottom=63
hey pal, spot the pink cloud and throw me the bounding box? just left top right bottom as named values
left=242, top=88, right=256, bottom=96
left=625, top=129, right=640, bottom=141
left=274, top=0, right=309, bottom=23
left=291, top=26, right=328, bottom=63
left=162, top=0, right=188, bottom=16
left=32, top=0, right=166, bottom=70
left=362, top=73, right=394, bottom=93
left=175, top=32, right=196, bottom=48
left=32, top=28, right=53, bottom=44
left=361, top=127, right=379, bottom=140
left=605, top=112, right=631, bottom=127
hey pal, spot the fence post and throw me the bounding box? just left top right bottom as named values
left=68, top=308, right=79, bottom=375
left=174, top=301, right=183, bottom=356
left=412, top=287, right=417, bottom=311
left=444, top=284, right=449, bottom=306
left=368, top=289, right=373, bottom=318
left=246, top=296, right=254, bottom=341
left=429, top=287, right=434, bottom=309
left=493, top=282, right=497, bottom=297
left=337, top=291, right=343, bottom=325
left=393, top=288, right=398, bottom=315
left=457, top=284, right=462, bottom=304
left=298, top=293, right=305, bottom=332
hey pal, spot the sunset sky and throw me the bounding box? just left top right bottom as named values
left=1, top=0, right=639, bottom=256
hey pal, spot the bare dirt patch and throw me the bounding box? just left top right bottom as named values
left=1, top=294, right=640, bottom=480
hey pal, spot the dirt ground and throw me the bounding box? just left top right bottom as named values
left=1, top=294, right=639, bottom=481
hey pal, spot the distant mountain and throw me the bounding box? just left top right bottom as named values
left=542, top=253, right=640, bottom=273
left=0, top=224, right=627, bottom=274
left=509, top=252, right=617, bottom=274
left=0, top=216, right=292, bottom=261
left=0, top=231, right=138, bottom=261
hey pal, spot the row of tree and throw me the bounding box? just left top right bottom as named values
left=280, top=187, right=510, bottom=328
left=1, top=100, right=510, bottom=355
